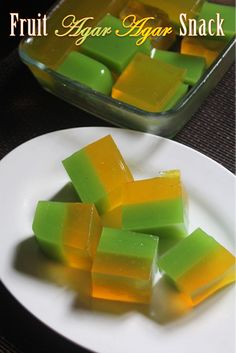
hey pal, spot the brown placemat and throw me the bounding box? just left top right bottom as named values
left=175, top=64, right=235, bottom=172
left=0, top=50, right=235, bottom=353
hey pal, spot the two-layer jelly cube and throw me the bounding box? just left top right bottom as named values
left=63, top=135, right=133, bottom=214
left=33, top=201, right=102, bottom=270
left=121, top=170, right=188, bottom=251
left=92, top=227, right=159, bottom=303
left=159, top=228, right=236, bottom=305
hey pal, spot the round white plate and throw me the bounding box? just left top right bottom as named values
left=0, top=127, right=235, bottom=353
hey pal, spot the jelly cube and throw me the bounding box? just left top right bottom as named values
left=159, top=228, right=236, bottom=306
left=197, top=2, right=235, bottom=40
left=92, top=227, right=159, bottom=303
left=140, top=0, right=205, bottom=26
left=57, top=52, right=113, bottom=95
left=120, top=0, right=176, bottom=50
left=62, top=135, right=133, bottom=214
left=181, top=36, right=227, bottom=67
left=81, top=14, right=150, bottom=74
left=152, top=49, right=206, bottom=86
left=112, top=53, right=186, bottom=112
left=24, top=0, right=128, bottom=68
left=32, top=201, right=102, bottom=270
left=121, top=170, right=188, bottom=251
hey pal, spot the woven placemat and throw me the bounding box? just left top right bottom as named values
left=0, top=50, right=235, bottom=353
left=175, top=64, right=235, bottom=172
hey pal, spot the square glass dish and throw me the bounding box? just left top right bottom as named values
left=19, top=0, right=235, bottom=138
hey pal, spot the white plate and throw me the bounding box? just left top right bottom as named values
left=0, top=127, right=235, bottom=353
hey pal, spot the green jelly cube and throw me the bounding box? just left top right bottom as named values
left=81, top=14, right=151, bottom=74
left=92, top=227, right=159, bottom=303
left=159, top=228, right=236, bottom=305
left=57, top=51, right=113, bottom=95
left=197, top=2, right=235, bottom=40
left=153, top=49, right=206, bottom=85
left=32, top=201, right=102, bottom=270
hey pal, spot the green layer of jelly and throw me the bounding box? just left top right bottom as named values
left=62, top=149, right=106, bottom=206
left=97, top=227, right=158, bottom=259
left=159, top=228, right=219, bottom=280
left=32, top=201, right=67, bottom=261
left=122, top=198, right=187, bottom=238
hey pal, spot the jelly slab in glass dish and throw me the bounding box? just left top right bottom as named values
left=18, top=0, right=235, bottom=137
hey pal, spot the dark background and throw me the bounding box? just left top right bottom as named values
left=0, top=0, right=55, bottom=59
left=0, top=1, right=235, bottom=353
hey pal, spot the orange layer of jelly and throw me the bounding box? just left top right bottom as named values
left=92, top=252, right=153, bottom=280
left=62, top=204, right=102, bottom=270
left=122, top=174, right=182, bottom=205
left=92, top=272, right=152, bottom=303
left=84, top=135, right=133, bottom=211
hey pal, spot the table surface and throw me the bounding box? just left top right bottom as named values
left=0, top=45, right=235, bottom=353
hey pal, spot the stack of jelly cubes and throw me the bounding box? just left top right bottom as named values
left=33, top=135, right=236, bottom=305
left=41, top=0, right=236, bottom=113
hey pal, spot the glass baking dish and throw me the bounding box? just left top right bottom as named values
left=18, top=0, right=235, bottom=138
